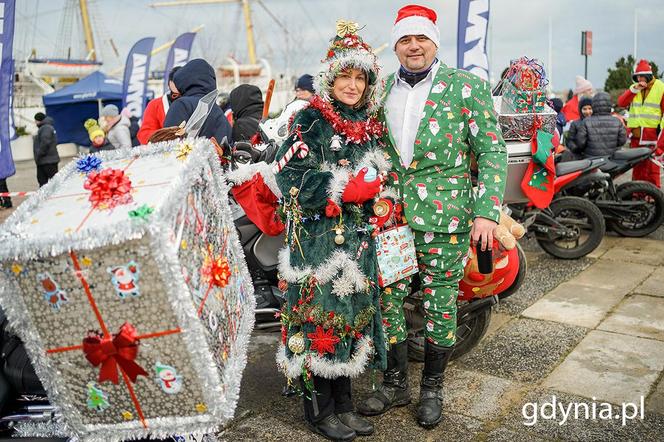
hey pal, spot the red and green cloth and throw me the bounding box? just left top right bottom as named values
left=521, top=130, right=556, bottom=209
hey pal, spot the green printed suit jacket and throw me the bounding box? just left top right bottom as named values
left=380, top=63, right=508, bottom=234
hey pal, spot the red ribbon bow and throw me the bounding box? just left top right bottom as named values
left=82, top=323, right=148, bottom=385
left=83, top=168, right=133, bottom=209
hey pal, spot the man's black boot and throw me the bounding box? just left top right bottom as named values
left=357, top=340, right=410, bottom=416
left=416, top=341, right=453, bottom=428
left=306, top=414, right=356, bottom=442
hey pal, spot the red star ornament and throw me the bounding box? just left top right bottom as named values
left=307, top=326, right=341, bottom=356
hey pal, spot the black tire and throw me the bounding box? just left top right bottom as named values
left=497, top=242, right=528, bottom=300
left=406, top=302, right=492, bottom=362
left=609, top=181, right=664, bottom=237
left=536, top=197, right=605, bottom=259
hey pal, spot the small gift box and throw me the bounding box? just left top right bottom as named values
left=501, top=81, right=547, bottom=114
left=375, top=224, right=419, bottom=288
left=0, top=140, right=254, bottom=441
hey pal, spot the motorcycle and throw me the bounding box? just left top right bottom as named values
left=561, top=147, right=664, bottom=237
left=508, top=157, right=607, bottom=259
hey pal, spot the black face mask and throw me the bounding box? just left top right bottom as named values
left=167, top=93, right=177, bottom=104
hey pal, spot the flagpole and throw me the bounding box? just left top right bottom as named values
left=548, top=15, right=553, bottom=93
left=633, top=8, right=638, bottom=59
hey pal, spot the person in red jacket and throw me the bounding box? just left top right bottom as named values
left=561, top=75, right=594, bottom=123
left=137, top=67, right=181, bottom=145
left=617, top=59, right=664, bottom=188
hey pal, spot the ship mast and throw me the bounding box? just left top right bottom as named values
left=79, top=0, right=97, bottom=60
left=150, top=0, right=258, bottom=65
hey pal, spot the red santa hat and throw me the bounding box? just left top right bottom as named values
left=632, top=59, right=653, bottom=81
left=391, top=4, right=440, bottom=49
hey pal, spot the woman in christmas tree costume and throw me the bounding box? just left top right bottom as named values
left=275, top=21, right=391, bottom=441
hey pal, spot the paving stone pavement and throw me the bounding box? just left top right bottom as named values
left=218, top=232, right=664, bottom=441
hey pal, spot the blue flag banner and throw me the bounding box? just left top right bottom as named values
left=0, top=0, right=16, bottom=179
left=163, top=32, right=196, bottom=94
left=457, top=0, right=490, bottom=81
left=122, top=37, right=156, bottom=119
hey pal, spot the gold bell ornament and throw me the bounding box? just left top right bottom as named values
left=288, top=331, right=305, bottom=354
left=334, top=228, right=345, bottom=245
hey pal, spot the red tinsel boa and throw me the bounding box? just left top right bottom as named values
left=307, top=95, right=384, bottom=144
left=83, top=168, right=133, bottom=209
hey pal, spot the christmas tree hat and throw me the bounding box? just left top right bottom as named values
left=315, top=20, right=383, bottom=112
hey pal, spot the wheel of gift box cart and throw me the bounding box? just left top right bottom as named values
left=0, top=139, right=255, bottom=441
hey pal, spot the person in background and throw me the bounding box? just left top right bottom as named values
left=617, top=59, right=664, bottom=188
left=137, top=66, right=181, bottom=145
left=100, top=105, right=132, bottom=149
left=229, top=84, right=263, bottom=142
left=0, top=179, right=11, bottom=209
left=163, top=59, right=233, bottom=144
left=84, top=118, right=114, bottom=153
left=550, top=97, right=566, bottom=137
left=563, top=97, right=593, bottom=160
left=294, top=74, right=315, bottom=101
left=575, top=92, right=627, bottom=158
left=32, top=112, right=59, bottom=187
left=561, top=75, right=593, bottom=123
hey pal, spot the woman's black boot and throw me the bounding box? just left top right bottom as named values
left=357, top=340, right=410, bottom=416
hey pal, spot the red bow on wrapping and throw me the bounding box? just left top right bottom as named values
left=83, top=168, right=133, bottom=209
left=82, top=323, right=148, bottom=384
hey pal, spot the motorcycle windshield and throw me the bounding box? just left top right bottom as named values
left=185, top=89, right=219, bottom=138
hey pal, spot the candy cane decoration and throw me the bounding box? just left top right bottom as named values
left=272, top=141, right=309, bottom=173
left=0, top=191, right=35, bottom=198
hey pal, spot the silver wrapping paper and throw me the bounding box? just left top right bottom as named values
left=493, top=96, right=557, bottom=141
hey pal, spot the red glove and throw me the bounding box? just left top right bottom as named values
left=342, top=168, right=382, bottom=204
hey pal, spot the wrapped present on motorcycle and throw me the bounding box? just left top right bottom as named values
left=494, top=57, right=556, bottom=141
left=501, top=57, right=548, bottom=114
left=0, top=140, right=255, bottom=441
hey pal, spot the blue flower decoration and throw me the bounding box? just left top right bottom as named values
left=76, top=155, right=102, bottom=174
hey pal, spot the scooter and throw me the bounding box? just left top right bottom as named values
left=508, top=158, right=607, bottom=259
left=562, top=147, right=664, bottom=237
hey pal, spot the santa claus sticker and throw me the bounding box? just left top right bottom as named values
left=107, top=261, right=141, bottom=298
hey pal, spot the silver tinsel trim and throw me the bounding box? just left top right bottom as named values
left=0, top=139, right=255, bottom=441
left=277, top=247, right=368, bottom=297
left=276, top=335, right=374, bottom=380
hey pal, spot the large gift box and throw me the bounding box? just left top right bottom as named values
left=0, top=140, right=254, bottom=441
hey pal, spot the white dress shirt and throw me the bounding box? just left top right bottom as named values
left=385, top=61, right=440, bottom=167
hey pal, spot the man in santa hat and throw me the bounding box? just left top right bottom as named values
left=617, top=59, right=664, bottom=188
left=358, top=4, right=507, bottom=429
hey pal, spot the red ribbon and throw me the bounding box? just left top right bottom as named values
left=82, top=323, right=148, bottom=385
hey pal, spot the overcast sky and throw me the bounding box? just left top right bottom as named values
left=13, top=0, right=664, bottom=92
